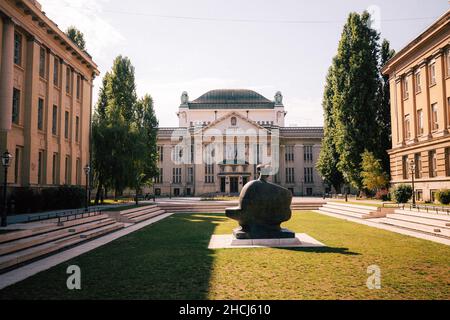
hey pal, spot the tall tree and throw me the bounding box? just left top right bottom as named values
left=316, top=65, right=344, bottom=193
left=333, top=11, right=381, bottom=190
left=92, top=56, right=158, bottom=202
left=66, top=26, right=86, bottom=50
left=375, top=39, right=396, bottom=175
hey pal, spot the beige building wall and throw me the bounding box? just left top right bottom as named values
left=0, top=0, right=99, bottom=191
left=383, top=10, right=450, bottom=201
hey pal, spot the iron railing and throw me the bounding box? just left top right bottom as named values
left=27, top=206, right=102, bottom=224
left=383, top=202, right=450, bottom=215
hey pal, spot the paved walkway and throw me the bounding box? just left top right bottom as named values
left=0, top=212, right=174, bottom=290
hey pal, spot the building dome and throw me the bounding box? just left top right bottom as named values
left=188, top=89, right=275, bottom=109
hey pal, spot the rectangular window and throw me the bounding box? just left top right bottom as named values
left=417, top=109, right=424, bottom=135
left=66, top=66, right=71, bottom=94
left=52, top=105, right=58, bottom=135
left=37, top=98, right=44, bottom=130
left=76, top=158, right=81, bottom=185
left=38, top=150, right=44, bottom=185
left=304, top=167, right=314, bottom=183
left=414, top=153, right=422, bottom=179
left=204, top=164, right=214, bottom=183
left=285, top=145, right=294, bottom=162
left=14, top=147, right=22, bottom=184
left=415, top=71, right=421, bottom=93
left=65, top=111, right=69, bottom=139
left=75, top=116, right=80, bottom=142
left=429, top=63, right=436, bottom=86
left=155, top=168, right=163, bottom=184
left=53, top=57, right=59, bottom=87
left=446, top=148, right=450, bottom=177
left=64, top=156, right=71, bottom=185
left=172, top=167, right=182, bottom=184
left=431, top=103, right=439, bottom=131
left=158, top=146, right=163, bottom=162
left=285, top=167, right=295, bottom=183
left=403, top=77, right=409, bottom=99
left=14, top=32, right=22, bottom=65
left=12, top=88, right=20, bottom=125
left=416, top=190, right=423, bottom=202
left=188, top=167, right=193, bottom=184
left=429, top=150, right=437, bottom=178
left=76, top=75, right=81, bottom=99
left=304, top=145, right=313, bottom=162
left=402, top=155, right=409, bottom=179
left=39, top=47, right=46, bottom=78
left=52, top=152, right=59, bottom=184
left=404, top=115, right=411, bottom=139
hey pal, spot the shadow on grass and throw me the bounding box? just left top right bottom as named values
left=276, top=246, right=360, bottom=255
left=0, top=212, right=225, bottom=300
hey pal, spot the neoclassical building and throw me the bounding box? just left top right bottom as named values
left=0, top=0, right=98, bottom=191
left=382, top=10, right=450, bottom=202
left=155, top=89, right=324, bottom=197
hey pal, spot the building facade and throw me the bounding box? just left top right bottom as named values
left=382, top=10, right=450, bottom=202
left=155, top=89, right=324, bottom=197
left=0, top=0, right=99, bottom=191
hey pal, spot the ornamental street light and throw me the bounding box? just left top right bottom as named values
left=1, top=150, right=13, bottom=227
left=84, top=164, right=91, bottom=212
left=409, top=159, right=416, bottom=206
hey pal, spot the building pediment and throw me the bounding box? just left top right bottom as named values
left=196, top=111, right=270, bottom=136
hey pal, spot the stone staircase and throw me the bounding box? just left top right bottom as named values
left=0, top=214, right=124, bottom=272
left=116, top=205, right=166, bottom=223
left=377, top=208, right=450, bottom=239
left=317, top=202, right=379, bottom=219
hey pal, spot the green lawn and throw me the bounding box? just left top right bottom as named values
left=0, top=211, right=449, bottom=300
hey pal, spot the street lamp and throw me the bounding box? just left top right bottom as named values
left=321, top=176, right=326, bottom=199
left=1, top=150, right=12, bottom=227
left=84, top=164, right=90, bottom=212
left=409, top=159, right=416, bottom=206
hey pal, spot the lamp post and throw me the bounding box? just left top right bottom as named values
left=84, top=164, right=90, bottom=212
left=321, top=176, right=326, bottom=199
left=409, top=159, right=416, bottom=206
left=1, top=151, right=12, bottom=227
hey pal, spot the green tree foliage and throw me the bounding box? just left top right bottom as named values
left=66, top=26, right=86, bottom=51
left=92, top=56, right=159, bottom=203
left=360, top=150, right=389, bottom=192
left=390, top=184, right=412, bottom=204
left=316, top=65, right=344, bottom=193
left=317, top=11, right=394, bottom=191
left=375, top=39, right=396, bottom=175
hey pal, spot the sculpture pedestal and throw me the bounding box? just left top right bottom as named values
left=232, top=226, right=295, bottom=239
left=208, top=233, right=326, bottom=249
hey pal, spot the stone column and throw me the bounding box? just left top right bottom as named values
left=0, top=17, right=14, bottom=132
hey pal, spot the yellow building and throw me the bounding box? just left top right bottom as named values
left=0, top=0, right=99, bottom=191
left=382, top=10, right=450, bottom=202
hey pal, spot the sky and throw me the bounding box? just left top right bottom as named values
left=38, top=0, right=449, bottom=127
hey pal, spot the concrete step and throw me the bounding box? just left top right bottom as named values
left=378, top=217, right=450, bottom=239
left=0, top=222, right=124, bottom=272
left=0, top=218, right=115, bottom=256
left=393, top=209, right=450, bottom=222
left=322, top=204, right=375, bottom=215
left=0, top=213, right=111, bottom=244
left=386, top=213, right=450, bottom=229
left=123, top=207, right=162, bottom=219
left=119, top=205, right=158, bottom=215
left=326, top=202, right=378, bottom=212
left=130, top=210, right=166, bottom=223
left=318, top=207, right=366, bottom=219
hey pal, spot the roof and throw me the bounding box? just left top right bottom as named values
left=187, top=89, right=275, bottom=109
left=381, top=10, right=450, bottom=75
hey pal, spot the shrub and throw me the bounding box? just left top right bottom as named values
left=9, top=185, right=86, bottom=214
left=436, top=189, right=450, bottom=205
left=375, top=189, right=390, bottom=201
left=390, top=184, right=412, bottom=203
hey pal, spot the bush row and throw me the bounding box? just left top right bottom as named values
left=8, top=186, right=86, bottom=214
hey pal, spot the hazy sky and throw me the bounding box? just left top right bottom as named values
left=39, top=0, right=448, bottom=127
